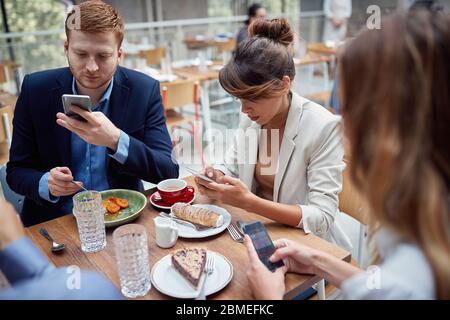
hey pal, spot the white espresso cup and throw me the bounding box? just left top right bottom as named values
left=153, top=217, right=178, bottom=248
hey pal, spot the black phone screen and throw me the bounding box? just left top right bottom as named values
left=243, top=221, right=284, bottom=272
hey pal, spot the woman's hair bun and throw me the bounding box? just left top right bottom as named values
left=248, top=18, right=294, bottom=47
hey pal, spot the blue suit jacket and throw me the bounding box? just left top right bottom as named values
left=7, top=67, right=178, bottom=226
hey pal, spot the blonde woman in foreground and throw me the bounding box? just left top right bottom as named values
left=244, top=9, right=450, bottom=299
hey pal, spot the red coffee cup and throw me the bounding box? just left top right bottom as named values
left=156, top=179, right=194, bottom=205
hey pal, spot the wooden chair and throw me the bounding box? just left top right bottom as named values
left=0, top=96, right=15, bottom=164
left=161, top=80, right=204, bottom=167
left=0, top=103, right=14, bottom=146
left=216, top=38, right=236, bottom=53
left=139, top=47, right=166, bottom=66
left=215, top=38, right=236, bottom=64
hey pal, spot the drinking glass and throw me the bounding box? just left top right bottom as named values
left=72, top=191, right=107, bottom=253
left=113, top=224, right=151, bottom=298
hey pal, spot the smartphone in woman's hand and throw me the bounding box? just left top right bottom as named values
left=184, top=167, right=215, bottom=183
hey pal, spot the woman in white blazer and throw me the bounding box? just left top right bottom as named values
left=195, top=18, right=351, bottom=250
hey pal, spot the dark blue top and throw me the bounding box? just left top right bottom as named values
left=0, top=237, right=122, bottom=300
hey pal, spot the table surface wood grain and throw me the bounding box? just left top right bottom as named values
left=25, top=176, right=350, bottom=300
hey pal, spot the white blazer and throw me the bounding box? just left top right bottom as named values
left=218, top=92, right=352, bottom=251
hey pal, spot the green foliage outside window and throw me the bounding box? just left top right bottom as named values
left=0, top=0, right=68, bottom=74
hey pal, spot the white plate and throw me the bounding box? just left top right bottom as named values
left=170, top=204, right=231, bottom=238
left=151, top=251, right=233, bottom=299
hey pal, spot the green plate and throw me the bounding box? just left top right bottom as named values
left=101, top=189, right=147, bottom=228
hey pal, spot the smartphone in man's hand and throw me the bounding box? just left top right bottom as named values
left=243, top=221, right=285, bottom=272
left=62, top=94, right=92, bottom=122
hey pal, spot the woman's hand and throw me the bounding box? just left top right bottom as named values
left=203, top=166, right=224, bottom=181
left=269, top=239, right=320, bottom=275
left=194, top=166, right=224, bottom=197
left=271, top=239, right=364, bottom=288
left=195, top=174, right=256, bottom=209
left=244, top=235, right=287, bottom=300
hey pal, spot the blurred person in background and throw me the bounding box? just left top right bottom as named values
left=236, top=3, right=267, bottom=45
left=323, top=0, right=352, bottom=43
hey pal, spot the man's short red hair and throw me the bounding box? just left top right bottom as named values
left=65, top=1, right=124, bottom=47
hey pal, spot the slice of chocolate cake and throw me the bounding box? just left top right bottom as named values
left=171, top=248, right=207, bottom=288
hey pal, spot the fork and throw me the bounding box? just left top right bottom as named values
left=227, top=223, right=244, bottom=243
left=195, top=253, right=215, bottom=300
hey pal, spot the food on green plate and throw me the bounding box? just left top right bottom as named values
left=112, top=197, right=129, bottom=208
left=103, top=197, right=129, bottom=214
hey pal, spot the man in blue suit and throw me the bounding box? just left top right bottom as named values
left=6, top=1, right=178, bottom=226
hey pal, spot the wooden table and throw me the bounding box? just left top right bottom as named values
left=172, top=65, right=220, bottom=82
left=184, top=37, right=235, bottom=51
left=25, top=177, right=350, bottom=299
left=295, top=54, right=332, bottom=66
left=307, top=42, right=339, bottom=56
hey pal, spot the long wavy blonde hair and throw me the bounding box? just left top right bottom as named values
left=340, top=10, right=450, bottom=299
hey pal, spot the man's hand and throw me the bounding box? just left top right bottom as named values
left=48, top=167, right=82, bottom=197
left=56, top=105, right=120, bottom=151
left=244, top=235, right=287, bottom=300
left=0, top=199, right=24, bottom=250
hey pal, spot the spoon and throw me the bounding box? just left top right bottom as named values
left=39, top=228, right=66, bottom=253
left=72, top=181, right=89, bottom=193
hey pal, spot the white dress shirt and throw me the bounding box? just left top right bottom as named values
left=341, top=228, right=435, bottom=299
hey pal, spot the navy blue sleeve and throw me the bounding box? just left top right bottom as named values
left=6, top=75, right=47, bottom=206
